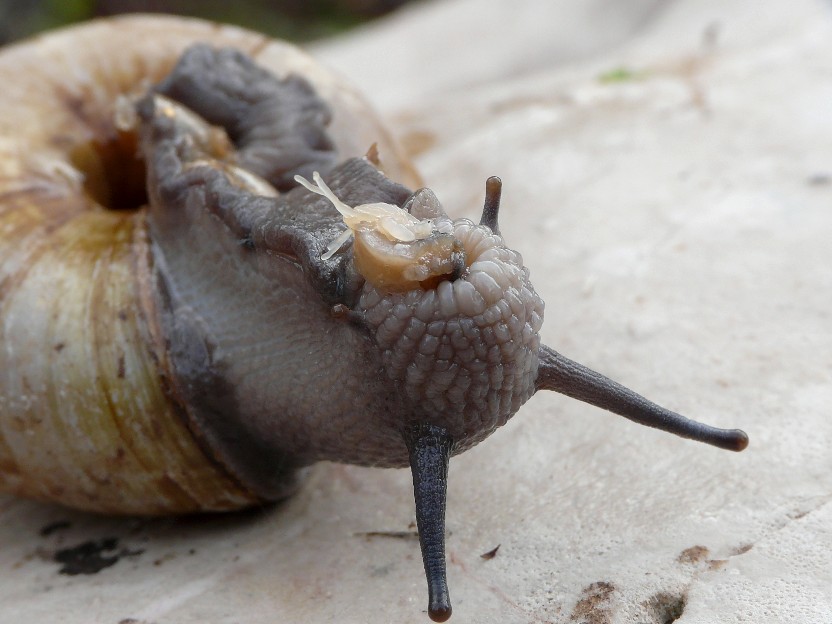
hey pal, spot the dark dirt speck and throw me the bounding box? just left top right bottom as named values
left=354, top=530, right=419, bottom=540
left=480, top=544, right=501, bottom=560
left=807, top=172, right=831, bottom=186
left=39, top=520, right=72, bottom=537
left=54, top=538, right=144, bottom=575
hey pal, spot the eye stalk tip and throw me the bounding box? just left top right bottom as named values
left=480, top=176, right=502, bottom=234
left=727, top=429, right=749, bottom=452
left=429, top=600, right=453, bottom=622
left=485, top=175, right=502, bottom=193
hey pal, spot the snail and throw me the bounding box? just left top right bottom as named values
left=0, top=16, right=748, bottom=623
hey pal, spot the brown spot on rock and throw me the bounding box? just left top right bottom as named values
left=730, top=543, right=753, bottom=556
left=677, top=545, right=709, bottom=564
left=570, top=581, right=615, bottom=624
left=644, top=590, right=687, bottom=624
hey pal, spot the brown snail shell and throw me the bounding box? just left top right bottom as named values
left=0, top=15, right=416, bottom=515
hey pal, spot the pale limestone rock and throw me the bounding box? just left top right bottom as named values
left=2, top=0, right=831, bottom=622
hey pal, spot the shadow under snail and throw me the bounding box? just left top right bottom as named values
left=0, top=16, right=748, bottom=622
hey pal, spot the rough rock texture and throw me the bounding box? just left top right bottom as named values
left=2, top=0, right=830, bottom=622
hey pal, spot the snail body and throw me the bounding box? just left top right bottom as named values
left=0, top=17, right=747, bottom=621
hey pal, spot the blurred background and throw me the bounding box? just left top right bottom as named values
left=0, top=0, right=417, bottom=44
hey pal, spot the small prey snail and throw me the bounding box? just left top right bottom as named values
left=0, top=17, right=748, bottom=622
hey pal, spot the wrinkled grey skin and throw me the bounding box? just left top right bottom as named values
left=139, top=46, right=544, bottom=498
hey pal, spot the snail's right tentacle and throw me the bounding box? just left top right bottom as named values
left=535, top=344, right=749, bottom=452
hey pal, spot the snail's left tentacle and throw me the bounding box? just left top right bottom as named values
left=535, top=344, right=749, bottom=452
left=479, top=176, right=502, bottom=235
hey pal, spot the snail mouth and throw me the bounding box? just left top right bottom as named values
left=68, top=126, right=148, bottom=212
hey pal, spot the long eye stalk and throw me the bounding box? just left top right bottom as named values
left=406, top=424, right=454, bottom=622
left=536, top=344, right=749, bottom=451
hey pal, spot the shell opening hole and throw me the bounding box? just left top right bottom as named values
left=69, top=129, right=147, bottom=211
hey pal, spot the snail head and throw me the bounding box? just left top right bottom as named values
left=307, top=169, right=748, bottom=620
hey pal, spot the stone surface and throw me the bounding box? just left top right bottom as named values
left=2, top=0, right=831, bottom=622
